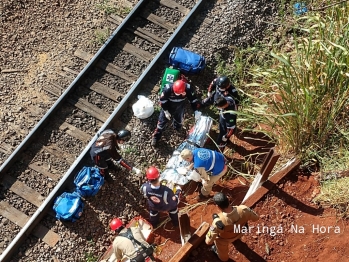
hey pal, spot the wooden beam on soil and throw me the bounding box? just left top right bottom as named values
left=168, top=222, right=210, bottom=262
left=0, top=201, right=60, bottom=247
left=242, top=158, right=301, bottom=207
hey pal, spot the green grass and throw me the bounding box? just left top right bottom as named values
left=94, top=28, right=110, bottom=44
left=313, top=177, right=349, bottom=217
left=97, top=0, right=132, bottom=16
left=85, top=252, right=98, bottom=262
left=213, top=0, right=349, bottom=215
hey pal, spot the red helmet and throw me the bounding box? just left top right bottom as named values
left=173, top=80, right=186, bottom=95
left=146, top=166, right=160, bottom=180
left=110, top=218, right=123, bottom=231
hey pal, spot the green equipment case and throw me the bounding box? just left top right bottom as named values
left=160, top=67, right=181, bottom=94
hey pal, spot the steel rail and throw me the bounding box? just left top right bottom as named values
left=0, top=0, right=205, bottom=260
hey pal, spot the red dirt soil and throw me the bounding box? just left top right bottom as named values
left=148, top=129, right=349, bottom=262
left=100, top=129, right=349, bottom=262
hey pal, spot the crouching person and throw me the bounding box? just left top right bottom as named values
left=90, top=129, right=141, bottom=181
left=205, top=192, right=259, bottom=261
left=180, top=148, right=227, bottom=201
left=109, top=218, right=155, bottom=262
left=141, top=166, right=181, bottom=227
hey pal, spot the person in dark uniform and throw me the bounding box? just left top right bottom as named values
left=90, top=129, right=141, bottom=181
left=205, top=192, right=259, bottom=261
left=180, top=148, right=227, bottom=201
left=214, top=96, right=237, bottom=149
left=151, top=79, right=201, bottom=146
left=109, top=218, right=155, bottom=262
left=140, top=166, right=181, bottom=227
left=201, top=76, right=240, bottom=108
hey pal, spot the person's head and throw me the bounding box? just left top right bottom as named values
left=116, top=129, right=131, bottom=144
left=146, top=166, right=160, bottom=184
left=214, top=96, right=228, bottom=109
left=213, top=192, right=230, bottom=210
left=216, top=76, right=230, bottom=91
left=173, top=80, right=186, bottom=96
left=110, top=218, right=125, bottom=233
left=180, top=149, right=194, bottom=163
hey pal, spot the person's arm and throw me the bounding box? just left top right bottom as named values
left=227, top=84, right=240, bottom=106
left=186, top=84, right=201, bottom=112
left=159, top=85, right=171, bottom=111
left=205, top=221, right=219, bottom=245
left=241, top=205, right=259, bottom=221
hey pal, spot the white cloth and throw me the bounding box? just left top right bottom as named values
left=164, top=110, right=171, bottom=120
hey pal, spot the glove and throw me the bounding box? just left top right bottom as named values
left=207, top=91, right=212, bottom=98
left=132, top=167, right=141, bottom=177
left=194, top=111, right=201, bottom=122
left=218, top=143, right=226, bottom=149
left=212, top=213, right=225, bottom=230
left=222, top=135, right=228, bottom=142
left=164, top=110, right=171, bottom=120
left=201, top=179, right=208, bottom=187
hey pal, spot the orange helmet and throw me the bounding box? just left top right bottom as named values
left=110, top=218, right=123, bottom=231
left=173, top=80, right=186, bottom=95
left=146, top=166, right=160, bottom=180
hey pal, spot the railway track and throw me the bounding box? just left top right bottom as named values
left=0, top=0, right=210, bottom=260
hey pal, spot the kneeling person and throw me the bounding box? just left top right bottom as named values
left=205, top=192, right=259, bottom=261
left=110, top=218, right=155, bottom=262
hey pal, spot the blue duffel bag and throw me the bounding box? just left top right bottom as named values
left=53, top=192, right=84, bottom=222
left=74, top=166, right=104, bottom=197
left=169, top=47, right=206, bottom=74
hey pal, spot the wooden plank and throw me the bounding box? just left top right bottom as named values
left=74, top=49, right=136, bottom=82
left=68, top=96, right=110, bottom=122
left=29, top=162, right=60, bottom=181
left=0, top=201, right=60, bottom=247
left=59, top=122, right=91, bottom=142
left=259, top=149, right=274, bottom=176
left=109, top=14, right=124, bottom=24
left=109, top=14, right=165, bottom=46
left=131, top=26, right=165, bottom=45
left=0, top=142, right=13, bottom=154
left=58, top=71, right=74, bottom=80
left=157, top=0, right=189, bottom=14
left=117, top=41, right=153, bottom=62
left=63, top=67, right=79, bottom=75
left=242, top=158, right=301, bottom=207
left=2, top=174, right=45, bottom=207
left=43, top=86, right=60, bottom=97
left=179, top=213, right=191, bottom=245
left=260, top=154, right=280, bottom=184
left=89, top=82, right=123, bottom=102
left=169, top=222, right=210, bottom=262
left=42, top=145, right=75, bottom=165
left=140, top=11, right=175, bottom=31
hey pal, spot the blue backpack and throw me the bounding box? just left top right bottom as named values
left=169, top=47, right=206, bottom=74
left=74, top=166, right=104, bottom=197
left=53, top=192, right=84, bottom=222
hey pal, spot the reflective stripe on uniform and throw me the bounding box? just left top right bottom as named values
left=169, top=208, right=178, bottom=214
left=208, top=153, right=216, bottom=172
left=163, top=191, right=168, bottom=205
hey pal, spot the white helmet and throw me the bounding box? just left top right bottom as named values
left=187, top=170, right=201, bottom=182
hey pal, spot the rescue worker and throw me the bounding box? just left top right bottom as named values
left=140, top=166, right=181, bottom=227
left=109, top=218, right=155, bottom=262
left=214, top=96, right=237, bottom=149
left=205, top=192, right=259, bottom=261
left=201, top=75, right=240, bottom=108
left=151, top=79, right=201, bottom=146
left=90, top=129, right=141, bottom=181
left=180, top=148, right=227, bottom=201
